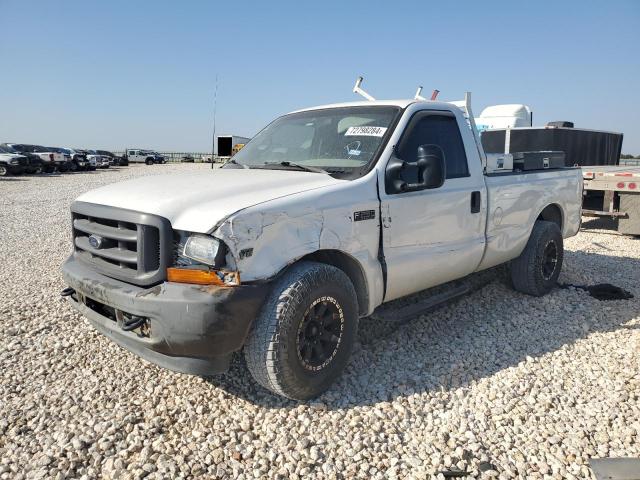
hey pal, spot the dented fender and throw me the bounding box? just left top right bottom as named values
left=212, top=178, right=385, bottom=314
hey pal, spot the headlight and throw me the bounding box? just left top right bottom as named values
left=10, top=159, right=19, bottom=165
left=182, top=234, right=221, bottom=266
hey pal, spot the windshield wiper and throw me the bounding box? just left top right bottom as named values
left=264, top=161, right=328, bottom=174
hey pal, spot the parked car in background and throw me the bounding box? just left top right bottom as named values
left=53, top=148, right=90, bottom=171
left=84, top=150, right=110, bottom=169
left=75, top=150, right=97, bottom=170
left=0, top=144, right=28, bottom=176
left=181, top=155, right=195, bottom=162
left=50, top=147, right=71, bottom=163
left=96, top=150, right=127, bottom=166
left=47, top=147, right=76, bottom=172
left=23, top=152, right=44, bottom=174
left=0, top=144, right=43, bottom=174
left=4, top=143, right=60, bottom=173
left=123, top=149, right=165, bottom=165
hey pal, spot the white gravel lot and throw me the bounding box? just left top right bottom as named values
left=1, top=164, right=638, bottom=480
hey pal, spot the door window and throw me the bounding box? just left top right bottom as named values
left=397, top=113, right=470, bottom=184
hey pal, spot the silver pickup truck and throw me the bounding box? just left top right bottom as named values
left=61, top=91, right=582, bottom=399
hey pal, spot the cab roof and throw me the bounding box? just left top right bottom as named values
left=289, top=99, right=460, bottom=115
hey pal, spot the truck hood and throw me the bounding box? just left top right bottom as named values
left=76, top=168, right=344, bottom=233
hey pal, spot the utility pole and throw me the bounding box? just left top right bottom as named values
left=211, top=75, right=219, bottom=169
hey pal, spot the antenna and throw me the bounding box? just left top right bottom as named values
left=211, top=74, right=218, bottom=170
left=353, top=76, right=375, bottom=101
left=430, top=89, right=440, bottom=101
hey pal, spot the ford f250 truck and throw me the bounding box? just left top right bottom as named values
left=62, top=92, right=582, bottom=400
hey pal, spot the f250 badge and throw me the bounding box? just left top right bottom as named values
left=88, top=235, right=104, bottom=249
left=354, top=210, right=376, bottom=222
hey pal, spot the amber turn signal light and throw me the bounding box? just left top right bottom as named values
left=166, top=268, right=240, bottom=286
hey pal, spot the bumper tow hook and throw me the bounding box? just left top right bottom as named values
left=122, top=316, right=146, bottom=332
left=60, top=287, right=76, bottom=297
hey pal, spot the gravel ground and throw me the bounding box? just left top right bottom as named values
left=1, top=164, right=638, bottom=479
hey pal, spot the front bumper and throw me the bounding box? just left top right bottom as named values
left=6, top=164, right=25, bottom=174
left=62, top=256, right=269, bottom=375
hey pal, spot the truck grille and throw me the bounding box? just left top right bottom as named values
left=71, top=202, right=172, bottom=286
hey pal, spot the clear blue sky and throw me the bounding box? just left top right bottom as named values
left=1, top=0, right=639, bottom=153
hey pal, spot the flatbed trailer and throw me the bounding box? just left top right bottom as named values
left=582, top=165, right=640, bottom=235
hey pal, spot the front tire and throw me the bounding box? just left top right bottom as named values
left=510, top=220, right=563, bottom=296
left=244, top=261, right=359, bottom=400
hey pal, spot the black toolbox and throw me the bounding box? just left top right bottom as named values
left=512, top=151, right=566, bottom=171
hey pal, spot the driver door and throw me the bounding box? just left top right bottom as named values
left=379, top=109, right=486, bottom=301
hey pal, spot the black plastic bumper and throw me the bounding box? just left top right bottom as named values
left=5, top=165, right=25, bottom=175
left=62, top=256, right=270, bottom=375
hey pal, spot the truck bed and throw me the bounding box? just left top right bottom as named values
left=479, top=167, right=583, bottom=271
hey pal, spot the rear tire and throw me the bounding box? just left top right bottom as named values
left=244, top=261, right=359, bottom=400
left=0, top=165, right=8, bottom=176
left=145, top=158, right=154, bottom=165
left=510, top=220, right=563, bottom=296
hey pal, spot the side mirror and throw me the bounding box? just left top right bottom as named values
left=416, top=144, right=446, bottom=189
left=385, top=144, right=446, bottom=193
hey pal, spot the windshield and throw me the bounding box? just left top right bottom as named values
left=229, top=106, right=399, bottom=178
left=0, top=145, right=17, bottom=153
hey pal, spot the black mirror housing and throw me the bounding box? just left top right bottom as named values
left=385, top=144, right=446, bottom=193
left=417, top=144, right=446, bottom=189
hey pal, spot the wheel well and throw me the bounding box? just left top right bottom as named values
left=537, top=204, right=563, bottom=230
left=300, top=250, right=369, bottom=316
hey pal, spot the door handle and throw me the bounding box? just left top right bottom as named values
left=470, top=191, right=481, bottom=213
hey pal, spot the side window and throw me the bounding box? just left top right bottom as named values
left=398, top=113, right=470, bottom=182
left=129, top=150, right=136, bottom=156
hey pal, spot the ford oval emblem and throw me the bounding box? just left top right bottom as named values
left=88, top=234, right=103, bottom=249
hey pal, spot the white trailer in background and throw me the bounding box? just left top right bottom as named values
left=582, top=165, right=640, bottom=235
left=216, top=135, right=251, bottom=157
left=475, top=104, right=533, bottom=132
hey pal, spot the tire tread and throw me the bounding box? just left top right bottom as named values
left=244, top=261, right=357, bottom=399
left=510, top=220, right=563, bottom=296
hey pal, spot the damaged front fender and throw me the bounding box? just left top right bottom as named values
left=212, top=180, right=385, bottom=314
